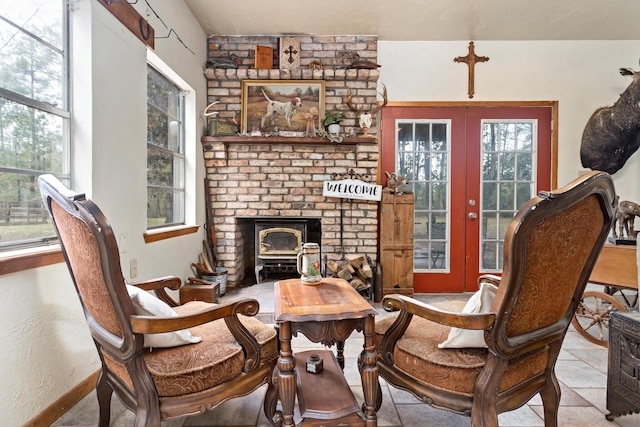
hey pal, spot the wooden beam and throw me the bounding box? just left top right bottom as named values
left=96, top=0, right=155, bottom=49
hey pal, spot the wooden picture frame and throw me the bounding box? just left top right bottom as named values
left=241, top=80, right=325, bottom=135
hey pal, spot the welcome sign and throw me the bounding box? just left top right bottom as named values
left=322, top=178, right=382, bottom=201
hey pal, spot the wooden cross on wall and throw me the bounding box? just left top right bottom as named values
left=454, top=41, right=489, bottom=99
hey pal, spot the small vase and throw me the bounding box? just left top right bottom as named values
left=327, top=123, right=340, bottom=136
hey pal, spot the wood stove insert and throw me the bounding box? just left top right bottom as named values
left=254, top=219, right=308, bottom=284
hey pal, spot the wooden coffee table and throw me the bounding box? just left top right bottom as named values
left=265, top=277, right=379, bottom=427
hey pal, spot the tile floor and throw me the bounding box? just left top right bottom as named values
left=53, top=281, right=640, bottom=427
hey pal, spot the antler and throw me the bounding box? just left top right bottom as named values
left=369, top=83, right=388, bottom=116
left=346, top=84, right=388, bottom=117
left=346, top=88, right=363, bottom=115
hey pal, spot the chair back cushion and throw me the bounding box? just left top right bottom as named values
left=51, top=201, right=124, bottom=338
left=490, top=172, right=616, bottom=353
left=39, top=175, right=137, bottom=354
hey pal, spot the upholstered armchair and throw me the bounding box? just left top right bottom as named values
left=375, top=171, right=616, bottom=427
left=38, top=174, right=278, bottom=427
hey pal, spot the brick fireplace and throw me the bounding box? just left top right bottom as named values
left=202, top=35, right=382, bottom=287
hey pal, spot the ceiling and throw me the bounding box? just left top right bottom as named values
left=184, top=0, right=640, bottom=41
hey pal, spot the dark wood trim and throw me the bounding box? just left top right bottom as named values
left=25, top=370, right=99, bottom=427
left=143, top=225, right=200, bottom=243
left=387, top=101, right=556, bottom=108
left=0, top=225, right=201, bottom=274
left=0, top=248, right=64, bottom=276
left=201, top=135, right=377, bottom=146
left=95, top=0, right=154, bottom=49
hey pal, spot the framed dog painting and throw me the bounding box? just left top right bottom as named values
left=241, top=80, right=325, bottom=135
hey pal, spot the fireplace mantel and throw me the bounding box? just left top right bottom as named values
left=201, top=136, right=377, bottom=147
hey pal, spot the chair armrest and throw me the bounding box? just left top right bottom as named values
left=128, top=276, right=182, bottom=307
left=130, top=298, right=264, bottom=372
left=382, top=294, right=496, bottom=329
left=379, top=294, right=496, bottom=364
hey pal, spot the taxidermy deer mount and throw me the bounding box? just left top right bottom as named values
left=346, top=83, right=388, bottom=137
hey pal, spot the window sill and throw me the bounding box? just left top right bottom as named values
left=0, top=247, right=64, bottom=276
left=143, top=225, right=200, bottom=243
left=0, top=225, right=201, bottom=276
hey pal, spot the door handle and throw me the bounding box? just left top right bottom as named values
left=468, top=212, right=477, bottom=220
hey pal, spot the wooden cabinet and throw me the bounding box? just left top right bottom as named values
left=379, top=192, right=414, bottom=297
left=607, top=311, right=640, bottom=420
left=179, top=279, right=220, bottom=304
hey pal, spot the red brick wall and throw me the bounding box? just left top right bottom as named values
left=203, top=35, right=382, bottom=286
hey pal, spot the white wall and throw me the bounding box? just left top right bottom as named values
left=0, top=1, right=207, bottom=425
left=379, top=40, right=640, bottom=201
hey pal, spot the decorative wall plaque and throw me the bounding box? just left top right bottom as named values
left=279, top=37, right=301, bottom=70
left=255, top=45, right=274, bottom=69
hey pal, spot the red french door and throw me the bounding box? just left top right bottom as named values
left=381, top=105, right=552, bottom=293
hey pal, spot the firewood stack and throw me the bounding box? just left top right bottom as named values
left=326, top=254, right=373, bottom=293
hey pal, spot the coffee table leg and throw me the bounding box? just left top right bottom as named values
left=336, top=340, right=345, bottom=369
left=359, top=314, right=379, bottom=426
left=277, top=321, right=296, bottom=427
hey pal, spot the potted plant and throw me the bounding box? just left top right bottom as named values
left=322, top=111, right=346, bottom=135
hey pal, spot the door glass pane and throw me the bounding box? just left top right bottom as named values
left=397, top=120, right=451, bottom=272
left=480, top=119, right=537, bottom=272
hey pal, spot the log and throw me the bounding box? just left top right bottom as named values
left=349, top=278, right=367, bottom=290
left=326, top=254, right=373, bottom=296
left=337, top=268, right=353, bottom=281
left=359, top=261, right=373, bottom=279
left=326, top=260, right=342, bottom=273
left=346, top=254, right=366, bottom=269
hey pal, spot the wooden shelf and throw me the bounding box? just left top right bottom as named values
left=203, top=67, right=380, bottom=82
left=201, top=135, right=377, bottom=146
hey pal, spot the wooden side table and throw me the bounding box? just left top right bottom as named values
left=589, top=243, right=638, bottom=290
left=265, top=277, right=379, bottom=427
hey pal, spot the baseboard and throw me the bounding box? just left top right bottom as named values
left=24, top=370, right=99, bottom=427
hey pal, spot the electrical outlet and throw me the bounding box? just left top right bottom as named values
left=130, top=259, right=138, bottom=279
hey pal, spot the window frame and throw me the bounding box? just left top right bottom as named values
left=146, top=60, right=187, bottom=230
left=143, top=50, right=197, bottom=244
left=0, top=0, right=70, bottom=256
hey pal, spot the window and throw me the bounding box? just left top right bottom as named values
left=0, top=0, right=69, bottom=251
left=397, top=120, right=450, bottom=272
left=146, top=64, right=185, bottom=229
left=480, top=120, right=537, bottom=271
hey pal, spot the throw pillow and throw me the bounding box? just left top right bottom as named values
left=126, top=284, right=202, bottom=349
left=438, top=281, right=498, bottom=348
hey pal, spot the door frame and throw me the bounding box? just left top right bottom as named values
left=381, top=101, right=558, bottom=189
left=378, top=101, right=559, bottom=292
